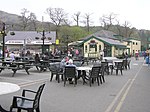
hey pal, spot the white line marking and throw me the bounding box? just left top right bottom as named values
left=114, top=61, right=143, bottom=112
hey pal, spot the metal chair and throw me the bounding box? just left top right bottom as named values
left=64, top=66, right=77, bottom=87
left=88, top=66, right=101, bottom=87
left=10, top=83, right=45, bottom=112
left=113, top=62, right=123, bottom=75
left=49, top=63, right=63, bottom=83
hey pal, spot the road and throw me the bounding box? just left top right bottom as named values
left=0, top=57, right=150, bottom=112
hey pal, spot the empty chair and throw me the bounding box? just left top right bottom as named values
left=88, top=66, right=101, bottom=87
left=113, top=61, right=123, bottom=75
left=10, top=83, right=45, bottom=112
left=101, top=61, right=109, bottom=75
left=64, top=66, right=77, bottom=87
left=49, top=63, right=63, bottom=83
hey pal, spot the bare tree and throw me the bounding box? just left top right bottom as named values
left=100, top=12, right=117, bottom=30
left=20, top=8, right=30, bottom=30
left=72, top=11, right=81, bottom=26
left=115, top=20, right=122, bottom=36
left=46, top=7, right=68, bottom=38
left=82, top=13, right=93, bottom=32
left=29, top=12, right=37, bottom=31
left=123, top=21, right=132, bottom=37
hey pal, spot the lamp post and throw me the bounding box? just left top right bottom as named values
left=0, top=22, right=14, bottom=60
left=2, top=23, right=5, bottom=59
left=62, top=35, right=70, bottom=56
left=35, top=30, right=51, bottom=54
left=0, top=22, right=6, bottom=59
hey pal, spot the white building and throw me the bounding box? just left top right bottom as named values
left=5, top=31, right=56, bottom=54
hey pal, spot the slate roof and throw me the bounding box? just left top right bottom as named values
left=93, top=30, right=118, bottom=39
left=5, top=31, right=56, bottom=43
left=97, top=36, right=125, bottom=46
left=79, top=35, right=126, bottom=47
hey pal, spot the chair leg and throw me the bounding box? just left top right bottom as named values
left=64, top=78, right=66, bottom=87
left=50, top=73, right=54, bottom=81
left=10, top=106, right=13, bottom=112
left=99, top=76, right=102, bottom=84
left=116, top=70, right=118, bottom=75
left=57, top=74, right=60, bottom=83
left=17, top=109, right=21, bottom=112
left=89, top=78, right=92, bottom=87
left=97, top=78, right=99, bottom=86
left=102, top=75, right=105, bottom=83
left=120, top=70, right=123, bottom=75
left=36, top=107, right=40, bottom=112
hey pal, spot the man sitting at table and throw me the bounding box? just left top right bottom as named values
left=65, top=58, right=78, bottom=84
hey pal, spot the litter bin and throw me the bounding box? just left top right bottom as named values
left=146, top=56, right=149, bottom=64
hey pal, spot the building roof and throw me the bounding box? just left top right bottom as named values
left=93, top=30, right=118, bottom=39
left=5, top=31, right=56, bottom=44
left=79, top=35, right=126, bottom=48
left=97, top=36, right=125, bottom=46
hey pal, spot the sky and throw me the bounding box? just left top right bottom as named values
left=1, top=0, right=150, bottom=30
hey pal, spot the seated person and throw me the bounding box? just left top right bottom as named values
left=65, top=59, right=77, bottom=84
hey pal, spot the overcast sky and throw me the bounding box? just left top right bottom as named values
left=1, top=0, right=150, bottom=30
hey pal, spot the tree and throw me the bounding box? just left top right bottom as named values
left=20, top=8, right=30, bottom=30
left=29, top=12, right=37, bottom=31
left=72, top=11, right=81, bottom=26
left=122, top=21, right=133, bottom=37
left=46, top=7, right=68, bottom=39
left=82, top=13, right=93, bottom=32
left=99, top=13, right=117, bottom=30
left=59, top=26, right=88, bottom=49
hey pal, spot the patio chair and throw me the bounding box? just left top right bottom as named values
left=113, top=62, right=123, bottom=75
left=99, top=66, right=105, bottom=84
left=88, top=66, right=101, bottom=87
left=101, top=61, right=109, bottom=75
left=10, top=83, right=45, bottom=112
left=49, top=63, right=63, bottom=83
left=64, top=66, right=77, bottom=87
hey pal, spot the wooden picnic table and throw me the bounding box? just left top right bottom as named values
left=0, top=61, right=32, bottom=77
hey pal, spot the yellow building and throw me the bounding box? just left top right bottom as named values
left=123, top=38, right=141, bottom=56
left=73, top=30, right=141, bottom=58
left=78, top=35, right=126, bottom=58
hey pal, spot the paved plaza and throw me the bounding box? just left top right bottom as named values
left=0, top=57, right=150, bottom=112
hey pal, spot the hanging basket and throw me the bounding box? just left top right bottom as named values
left=10, top=32, right=15, bottom=35
left=35, top=37, right=39, bottom=39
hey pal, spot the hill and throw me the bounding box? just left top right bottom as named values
left=0, top=10, right=150, bottom=50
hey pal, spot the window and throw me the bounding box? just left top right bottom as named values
left=136, top=42, right=138, bottom=45
left=85, top=45, right=87, bottom=52
left=99, top=45, right=101, bottom=51
left=133, top=42, right=135, bottom=45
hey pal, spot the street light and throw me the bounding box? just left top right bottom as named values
left=62, top=35, right=71, bottom=56
left=0, top=22, right=15, bottom=59
left=35, top=30, right=51, bottom=54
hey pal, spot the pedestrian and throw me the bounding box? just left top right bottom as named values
left=9, top=51, right=15, bottom=61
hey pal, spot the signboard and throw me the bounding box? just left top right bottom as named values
left=56, top=39, right=59, bottom=45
